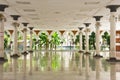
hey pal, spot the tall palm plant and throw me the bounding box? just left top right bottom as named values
left=39, top=32, right=49, bottom=50
left=51, top=32, right=61, bottom=50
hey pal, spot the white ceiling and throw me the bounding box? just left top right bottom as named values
left=1, top=0, right=120, bottom=31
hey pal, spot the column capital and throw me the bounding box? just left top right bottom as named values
left=84, top=23, right=91, bottom=27
left=12, top=22, right=20, bottom=27
left=95, top=22, right=101, bottom=27
left=10, top=15, right=21, bottom=21
left=84, top=28, right=90, bottom=33
left=22, top=28, right=27, bottom=32
left=0, top=13, right=6, bottom=21
left=22, top=22, right=29, bottom=27
left=78, top=27, right=84, bottom=30
left=93, top=16, right=103, bottom=21
left=29, top=27, right=34, bottom=30
left=106, top=5, right=120, bottom=12
left=0, top=4, right=8, bottom=12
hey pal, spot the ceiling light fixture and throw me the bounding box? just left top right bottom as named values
left=16, top=1, right=31, bottom=4
left=23, top=9, right=36, bottom=12
left=84, top=2, right=100, bottom=5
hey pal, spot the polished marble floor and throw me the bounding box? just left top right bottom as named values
left=2, top=51, right=120, bottom=80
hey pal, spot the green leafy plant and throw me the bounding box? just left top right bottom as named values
left=39, top=32, right=49, bottom=49
left=102, top=31, right=110, bottom=49
left=89, top=32, right=96, bottom=50
left=4, top=31, right=10, bottom=49
left=51, top=32, right=61, bottom=50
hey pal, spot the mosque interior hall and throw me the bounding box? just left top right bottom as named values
left=0, top=0, right=120, bottom=80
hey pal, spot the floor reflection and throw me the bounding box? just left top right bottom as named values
left=2, top=51, right=120, bottom=80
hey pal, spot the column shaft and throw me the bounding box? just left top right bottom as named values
left=96, top=22, right=100, bottom=54
left=85, top=30, right=89, bottom=52
left=23, top=28, right=27, bottom=51
left=13, top=25, right=18, bottom=54
left=110, top=12, right=116, bottom=58
left=0, top=18, right=4, bottom=57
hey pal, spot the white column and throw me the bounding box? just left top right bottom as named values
left=78, top=27, right=83, bottom=52
left=23, top=28, right=27, bottom=51
left=0, top=4, right=8, bottom=80
left=0, top=15, right=4, bottom=58
left=10, top=15, right=21, bottom=80
left=13, top=23, right=19, bottom=55
left=93, top=16, right=103, bottom=56
left=0, top=13, right=5, bottom=80
left=84, top=23, right=91, bottom=53
left=85, top=28, right=90, bottom=52
left=29, top=27, right=34, bottom=75
left=96, top=23, right=100, bottom=55
left=110, top=12, right=116, bottom=58
left=22, top=27, right=28, bottom=79
left=106, top=5, right=120, bottom=59
left=12, top=23, right=19, bottom=80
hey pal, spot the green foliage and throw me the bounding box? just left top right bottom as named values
left=74, top=34, right=85, bottom=50
left=82, top=35, right=85, bottom=50
left=51, top=32, right=61, bottom=49
left=32, top=38, right=37, bottom=50
left=75, top=35, right=79, bottom=45
left=18, top=31, right=23, bottom=40
left=89, top=32, right=96, bottom=50
left=102, top=31, right=110, bottom=48
left=4, top=31, right=10, bottom=49
left=39, top=32, right=49, bottom=49
left=39, top=33, right=48, bottom=45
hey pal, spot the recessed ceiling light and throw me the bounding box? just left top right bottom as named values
left=54, top=12, right=61, bottom=14
left=31, top=18, right=40, bottom=20
left=16, top=1, right=31, bottom=4
left=23, top=9, right=36, bottom=12
left=84, top=2, right=100, bottom=5
left=28, top=14, right=38, bottom=16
